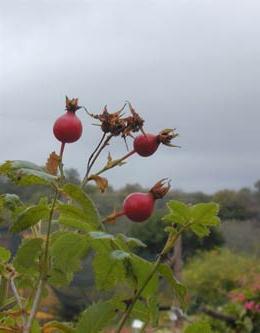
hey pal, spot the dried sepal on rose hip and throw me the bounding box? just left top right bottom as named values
left=53, top=96, right=83, bottom=144
left=133, top=128, right=179, bottom=157
left=87, top=104, right=126, bottom=136
left=104, top=179, right=171, bottom=224
left=87, top=102, right=145, bottom=138
left=121, top=101, right=145, bottom=138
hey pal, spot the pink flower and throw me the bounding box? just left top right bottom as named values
left=244, top=301, right=256, bottom=311
left=254, top=303, right=260, bottom=313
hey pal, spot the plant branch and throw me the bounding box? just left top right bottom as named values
left=115, top=221, right=193, bottom=333
left=86, top=132, right=106, bottom=175
left=10, top=277, right=26, bottom=326
left=23, top=189, right=58, bottom=333
left=23, top=279, right=43, bottom=333
left=115, top=256, right=162, bottom=333
left=81, top=134, right=113, bottom=187
left=93, top=149, right=135, bottom=177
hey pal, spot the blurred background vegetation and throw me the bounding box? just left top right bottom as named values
left=0, top=169, right=259, bottom=332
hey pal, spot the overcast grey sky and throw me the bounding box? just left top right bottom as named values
left=1, top=0, right=259, bottom=192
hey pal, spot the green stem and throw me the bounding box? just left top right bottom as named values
left=115, top=222, right=193, bottom=333
left=10, top=277, right=26, bottom=326
left=115, top=256, right=162, bottom=333
left=43, top=190, right=58, bottom=264
left=23, top=190, right=58, bottom=333
left=94, top=149, right=136, bottom=177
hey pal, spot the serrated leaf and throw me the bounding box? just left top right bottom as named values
left=31, top=320, right=41, bottom=333
left=16, top=169, right=57, bottom=185
left=76, top=301, right=119, bottom=333
left=49, top=233, right=89, bottom=286
left=93, top=251, right=126, bottom=290
left=45, top=152, right=60, bottom=176
left=111, top=250, right=130, bottom=260
left=0, top=160, right=43, bottom=173
left=129, top=255, right=159, bottom=298
left=159, top=264, right=187, bottom=304
left=132, top=300, right=150, bottom=322
left=163, top=201, right=190, bottom=225
left=191, top=202, right=219, bottom=225
left=184, top=321, right=212, bottom=333
left=190, top=224, right=210, bottom=238
left=0, top=247, right=11, bottom=263
left=13, top=238, right=43, bottom=275
left=115, top=234, right=147, bottom=250
left=11, top=204, right=50, bottom=232
left=147, top=297, right=159, bottom=326
left=2, top=194, right=23, bottom=211
left=0, top=160, right=57, bottom=185
left=58, top=204, right=94, bottom=232
left=62, top=184, right=99, bottom=226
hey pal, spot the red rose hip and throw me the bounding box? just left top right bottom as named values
left=133, top=133, right=159, bottom=157
left=123, top=192, right=155, bottom=222
left=53, top=97, right=83, bottom=143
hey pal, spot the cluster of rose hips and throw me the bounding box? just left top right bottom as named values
left=53, top=97, right=179, bottom=224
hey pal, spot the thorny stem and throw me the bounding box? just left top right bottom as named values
left=10, top=278, right=26, bottom=326
left=23, top=189, right=58, bottom=333
left=115, top=222, right=193, bottom=333
left=81, top=134, right=113, bottom=187
left=94, top=149, right=136, bottom=177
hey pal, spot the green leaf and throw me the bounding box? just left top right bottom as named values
left=147, top=296, right=159, bottom=326
left=15, top=168, right=57, bottom=185
left=132, top=300, right=150, bottom=322
left=111, top=250, right=130, bottom=260
left=1, top=194, right=23, bottom=211
left=115, top=234, right=147, bottom=250
left=131, top=298, right=159, bottom=325
left=0, top=247, right=11, bottom=263
left=184, top=321, right=212, bottom=333
left=62, top=184, right=99, bottom=227
left=11, top=204, right=50, bottom=232
left=31, top=320, right=41, bottom=333
left=129, top=255, right=158, bottom=298
left=89, top=231, right=114, bottom=240
left=13, top=238, right=43, bottom=275
left=0, top=160, right=57, bottom=185
left=49, top=233, right=89, bottom=286
left=159, top=264, right=187, bottom=304
left=1, top=160, right=43, bottom=172
left=58, top=204, right=94, bottom=232
left=163, top=201, right=191, bottom=225
left=190, top=224, right=210, bottom=238
left=191, top=202, right=219, bottom=225
left=93, top=251, right=126, bottom=290
left=76, top=301, right=119, bottom=333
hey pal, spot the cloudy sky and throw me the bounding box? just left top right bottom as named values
left=1, top=0, right=259, bottom=192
